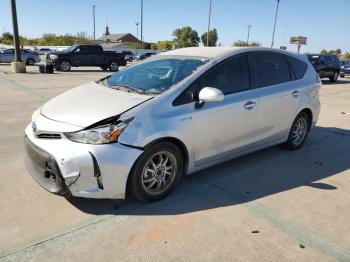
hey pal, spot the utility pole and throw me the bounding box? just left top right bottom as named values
left=10, top=0, right=25, bottom=73
left=140, top=0, right=143, bottom=44
left=135, top=22, right=140, bottom=43
left=271, top=0, right=280, bottom=48
left=207, top=0, right=213, bottom=47
left=246, top=25, right=252, bottom=45
left=93, top=5, right=96, bottom=41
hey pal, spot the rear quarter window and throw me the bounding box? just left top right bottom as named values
left=286, top=55, right=308, bottom=80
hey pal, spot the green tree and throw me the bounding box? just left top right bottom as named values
left=341, top=52, right=350, bottom=60
left=0, top=32, right=14, bottom=45
left=154, top=40, right=173, bottom=50
left=173, top=26, right=200, bottom=48
left=201, top=28, right=218, bottom=47
left=320, top=49, right=328, bottom=54
left=233, top=40, right=261, bottom=47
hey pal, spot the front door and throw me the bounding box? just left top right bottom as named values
left=192, top=54, right=258, bottom=166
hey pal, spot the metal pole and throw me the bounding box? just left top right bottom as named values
left=247, top=25, right=252, bottom=45
left=297, top=43, right=301, bottom=54
left=93, top=5, right=96, bottom=41
left=140, top=0, right=143, bottom=44
left=10, top=0, right=21, bottom=62
left=271, top=0, right=280, bottom=48
left=207, top=0, right=213, bottom=46
left=135, top=22, right=139, bottom=43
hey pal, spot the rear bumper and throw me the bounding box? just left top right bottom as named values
left=24, top=120, right=143, bottom=199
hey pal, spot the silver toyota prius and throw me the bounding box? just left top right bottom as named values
left=24, top=47, right=321, bottom=202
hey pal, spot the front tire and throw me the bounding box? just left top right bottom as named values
left=284, top=112, right=310, bottom=150
left=330, top=71, right=339, bottom=82
left=59, top=60, right=71, bottom=71
left=128, top=142, right=183, bottom=202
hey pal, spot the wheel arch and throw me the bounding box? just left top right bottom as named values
left=299, top=108, right=313, bottom=130
left=125, top=136, right=190, bottom=197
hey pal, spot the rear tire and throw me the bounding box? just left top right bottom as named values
left=330, top=71, right=339, bottom=82
left=128, top=142, right=183, bottom=203
left=109, top=60, right=119, bottom=71
left=284, top=112, right=310, bottom=150
left=26, top=58, right=35, bottom=65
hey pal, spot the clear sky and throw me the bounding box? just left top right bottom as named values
left=0, top=0, right=349, bottom=53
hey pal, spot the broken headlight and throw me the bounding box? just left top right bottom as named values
left=64, top=118, right=133, bottom=144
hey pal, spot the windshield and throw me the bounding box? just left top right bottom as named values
left=63, top=45, right=78, bottom=52
left=103, top=56, right=208, bottom=95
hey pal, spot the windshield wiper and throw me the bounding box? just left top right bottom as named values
left=113, top=84, right=145, bottom=94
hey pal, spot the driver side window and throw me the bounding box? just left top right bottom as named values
left=173, top=54, right=250, bottom=106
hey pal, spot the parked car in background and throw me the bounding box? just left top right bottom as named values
left=38, top=48, right=54, bottom=55
left=46, top=44, right=126, bottom=71
left=25, top=47, right=320, bottom=202
left=340, top=60, right=350, bottom=78
left=306, top=54, right=341, bottom=82
left=120, top=51, right=135, bottom=62
left=0, top=48, right=41, bottom=65
left=137, top=52, right=156, bottom=61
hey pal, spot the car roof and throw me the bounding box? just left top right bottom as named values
left=159, top=46, right=302, bottom=60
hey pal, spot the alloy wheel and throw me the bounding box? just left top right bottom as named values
left=291, top=117, right=307, bottom=146
left=141, top=151, right=177, bottom=195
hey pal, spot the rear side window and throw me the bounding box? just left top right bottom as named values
left=286, top=55, right=307, bottom=80
left=87, top=46, right=101, bottom=54
left=250, top=52, right=290, bottom=88
left=193, top=54, right=250, bottom=95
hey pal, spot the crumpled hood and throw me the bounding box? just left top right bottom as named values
left=41, top=81, right=152, bottom=127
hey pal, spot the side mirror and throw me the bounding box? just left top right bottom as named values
left=199, top=87, right=224, bottom=102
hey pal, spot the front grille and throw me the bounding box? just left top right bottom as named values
left=36, top=133, right=61, bottom=139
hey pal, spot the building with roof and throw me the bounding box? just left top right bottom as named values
left=95, top=20, right=140, bottom=49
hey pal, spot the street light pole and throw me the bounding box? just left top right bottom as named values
left=10, top=0, right=25, bottom=73
left=246, top=25, right=252, bottom=45
left=11, top=0, right=21, bottom=62
left=271, top=0, right=280, bottom=48
left=93, top=5, right=96, bottom=41
left=135, top=22, right=139, bottom=43
left=207, top=0, right=213, bottom=46
left=140, top=0, right=143, bottom=44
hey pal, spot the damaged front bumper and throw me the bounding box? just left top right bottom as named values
left=24, top=123, right=143, bottom=199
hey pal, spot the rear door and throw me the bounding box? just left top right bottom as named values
left=86, top=46, right=104, bottom=66
left=324, top=55, right=334, bottom=77
left=249, top=51, right=300, bottom=147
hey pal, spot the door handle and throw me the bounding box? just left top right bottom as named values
left=292, top=90, right=300, bottom=97
left=244, top=101, right=257, bottom=110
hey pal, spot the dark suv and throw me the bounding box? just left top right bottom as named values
left=306, top=54, right=341, bottom=82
